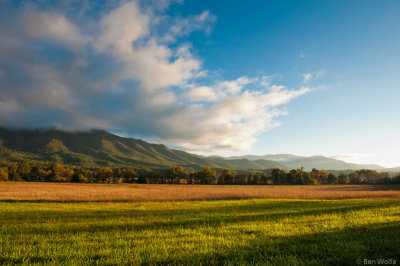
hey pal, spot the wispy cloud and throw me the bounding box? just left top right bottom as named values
left=302, top=69, right=327, bottom=84
left=330, top=153, right=375, bottom=163
left=298, top=52, right=306, bottom=59
left=315, top=69, right=327, bottom=79
left=302, top=73, right=312, bottom=84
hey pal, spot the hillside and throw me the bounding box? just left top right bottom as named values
left=1, top=128, right=397, bottom=171
left=0, top=128, right=286, bottom=170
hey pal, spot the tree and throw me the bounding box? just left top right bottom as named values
left=218, top=169, right=232, bottom=185
left=48, top=164, right=74, bottom=182
left=31, top=166, right=50, bottom=182
left=123, top=168, right=137, bottom=183
left=327, top=173, right=338, bottom=184
left=197, top=167, right=216, bottom=184
left=358, top=169, right=380, bottom=184
left=318, top=170, right=329, bottom=184
left=287, top=169, right=303, bottom=184
left=301, top=171, right=317, bottom=185
left=310, top=168, right=319, bottom=184
left=271, top=168, right=287, bottom=184
left=349, top=172, right=361, bottom=184
left=17, top=162, right=31, bottom=180
left=260, top=174, right=269, bottom=185
left=379, top=172, right=390, bottom=184
left=338, top=173, right=348, bottom=184
left=237, top=173, right=247, bottom=185
left=8, top=162, right=22, bottom=181
left=96, top=167, right=113, bottom=182
left=137, top=175, right=148, bottom=184
left=0, top=167, right=8, bottom=181
left=392, top=174, right=400, bottom=184
left=166, top=167, right=188, bottom=184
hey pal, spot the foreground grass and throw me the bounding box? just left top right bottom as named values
left=0, top=198, right=399, bottom=265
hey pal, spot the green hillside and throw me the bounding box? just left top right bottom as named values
left=0, top=128, right=286, bottom=170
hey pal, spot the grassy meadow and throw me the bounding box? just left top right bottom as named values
left=1, top=183, right=400, bottom=265
left=2, top=182, right=400, bottom=201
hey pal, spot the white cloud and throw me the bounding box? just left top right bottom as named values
left=22, top=9, right=87, bottom=51
left=218, top=77, right=255, bottom=96
left=184, top=86, right=218, bottom=102
left=94, top=1, right=149, bottom=57
left=148, top=79, right=309, bottom=152
left=94, top=1, right=202, bottom=91
left=0, top=0, right=312, bottom=153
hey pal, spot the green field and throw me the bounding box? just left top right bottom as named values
left=1, top=198, right=399, bottom=265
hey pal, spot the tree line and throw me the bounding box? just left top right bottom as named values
left=0, top=161, right=399, bottom=185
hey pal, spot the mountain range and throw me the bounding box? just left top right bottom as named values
left=226, top=155, right=393, bottom=171
left=0, top=128, right=398, bottom=171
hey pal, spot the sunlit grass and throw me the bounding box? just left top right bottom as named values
left=1, top=198, right=399, bottom=265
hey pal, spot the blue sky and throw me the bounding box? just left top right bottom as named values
left=181, top=0, right=400, bottom=166
left=0, top=0, right=399, bottom=166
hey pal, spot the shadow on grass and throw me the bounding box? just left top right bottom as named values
left=2, top=200, right=396, bottom=235
left=157, top=222, right=400, bottom=265
left=2, top=222, right=399, bottom=265
left=1, top=199, right=399, bottom=265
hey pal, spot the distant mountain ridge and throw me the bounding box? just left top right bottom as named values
left=226, top=154, right=388, bottom=171
left=0, top=128, right=397, bottom=171
left=0, top=128, right=286, bottom=170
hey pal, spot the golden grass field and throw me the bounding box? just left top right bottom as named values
left=1, top=182, right=400, bottom=264
left=1, top=182, right=400, bottom=201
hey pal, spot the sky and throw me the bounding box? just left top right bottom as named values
left=0, top=0, right=399, bottom=167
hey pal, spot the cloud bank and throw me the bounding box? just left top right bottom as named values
left=0, top=0, right=310, bottom=152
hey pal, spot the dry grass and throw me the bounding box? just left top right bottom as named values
left=1, top=182, right=400, bottom=202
